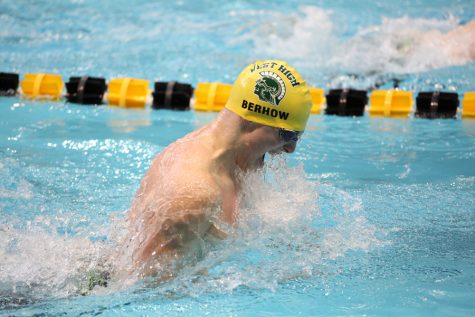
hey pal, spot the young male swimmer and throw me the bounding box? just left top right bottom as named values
left=122, top=60, right=312, bottom=278
left=442, top=20, right=475, bottom=62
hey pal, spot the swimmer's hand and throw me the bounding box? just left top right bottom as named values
left=207, top=223, right=228, bottom=239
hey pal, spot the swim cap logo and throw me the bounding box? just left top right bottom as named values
left=254, top=71, right=286, bottom=106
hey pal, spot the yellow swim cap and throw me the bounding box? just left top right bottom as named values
left=225, top=60, right=312, bottom=132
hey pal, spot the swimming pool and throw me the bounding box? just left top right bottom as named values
left=1, top=0, right=475, bottom=316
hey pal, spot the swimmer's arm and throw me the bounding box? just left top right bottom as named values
left=443, top=20, right=475, bottom=60
left=221, top=178, right=238, bottom=224
left=197, top=177, right=236, bottom=240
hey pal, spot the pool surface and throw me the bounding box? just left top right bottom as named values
left=1, top=0, right=475, bottom=316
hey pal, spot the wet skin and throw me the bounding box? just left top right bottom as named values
left=122, top=109, right=300, bottom=277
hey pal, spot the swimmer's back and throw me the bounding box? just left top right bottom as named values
left=126, top=127, right=223, bottom=270
left=443, top=20, right=475, bottom=61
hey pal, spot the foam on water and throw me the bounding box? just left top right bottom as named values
left=0, top=154, right=386, bottom=307
left=335, top=16, right=464, bottom=74
left=1, top=1, right=474, bottom=314
left=132, top=155, right=387, bottom=297
left=0, top=221, right=112, bottom=306
left=234, top=6, right=469, bottom=78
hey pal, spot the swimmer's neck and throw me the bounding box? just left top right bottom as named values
left=209, top=109, right=267, bottom=172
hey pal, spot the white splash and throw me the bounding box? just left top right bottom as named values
left=0, top=155, right=387, bottom=302
left=336, top=16, right=464, bottom=74
left=0, top=222, right=112, bottom=302
left=229, top=6, right=335, bottom=63
left=159, top=155, right=387, bottom=295
left=232, top=6, right=471, bottom=75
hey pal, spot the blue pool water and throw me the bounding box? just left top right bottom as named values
left=1, top=0, right=475, bottom=316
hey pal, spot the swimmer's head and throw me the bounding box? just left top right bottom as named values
left=225, top=60, right=312, bottom=132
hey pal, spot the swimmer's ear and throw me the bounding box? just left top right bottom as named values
left=207, top=224, right=228, bottom=240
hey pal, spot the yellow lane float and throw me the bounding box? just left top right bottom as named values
left=462, top=92, right=475, bottom=118
left=194, top=82, right=232, bottom=112
left=309, top=88, right=325, bottom=114
left=107, top=78, right=150, bottom=108
left=20, top=73, right=64, bottom=100
left=369, top=90, right=413, bottom=117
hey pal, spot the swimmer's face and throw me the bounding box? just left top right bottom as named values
left=268, top=127, right=300, bottom=154
left=278, top=129, right=302, bottom=143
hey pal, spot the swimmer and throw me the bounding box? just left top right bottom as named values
left=407, top=19, right=475, bottom=65
left=122, top=60, right=312, bottom=278
left=442, top=20, right=475, bottom=61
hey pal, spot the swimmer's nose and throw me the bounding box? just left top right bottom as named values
left=283, top=141, right=297, bottom=153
